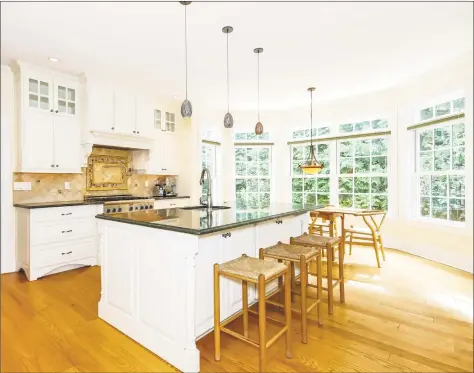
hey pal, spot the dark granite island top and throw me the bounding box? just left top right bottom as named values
left=95, top=203, right=320, bottom=235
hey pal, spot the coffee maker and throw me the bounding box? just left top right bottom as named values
left=153, top=184, right=165, bottom=197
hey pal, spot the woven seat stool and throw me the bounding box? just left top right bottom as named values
left=214, top=254, right=292, bottom=372
left=259, top=242, right=322, bottom=343
left=290, top=233, right=345, bottom=314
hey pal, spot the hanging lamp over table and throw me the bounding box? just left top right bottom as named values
left=223, top=26, right=234, bottom=128
left=254, top=47, right=264, bottom=135
left=300, top=87, right=323, bottom=175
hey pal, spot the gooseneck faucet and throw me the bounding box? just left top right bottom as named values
left=199, top=167, right=213, bottom=211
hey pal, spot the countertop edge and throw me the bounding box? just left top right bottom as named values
left=13, top=196, right=191, bottom=209
left=95, top=207, right=315, bottom=235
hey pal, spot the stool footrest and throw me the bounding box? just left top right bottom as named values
left=248, top=308, right=286, bottom=326
left=221, top=309, right=245, bottom=328
left=221, top=327, right=259, bottom=348
left=266, top=326, right=288, bottom=349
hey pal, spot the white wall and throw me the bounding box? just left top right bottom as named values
left=214, top=52, right=473, bottom=273
left=1, top=65, right=16, bottom=274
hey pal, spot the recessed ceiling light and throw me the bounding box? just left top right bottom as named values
left=49, top=57, right=59, bottom=62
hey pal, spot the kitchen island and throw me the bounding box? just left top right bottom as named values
left=95, top=203, right=317, bottom=372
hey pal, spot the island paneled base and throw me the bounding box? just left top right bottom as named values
left=97, top=212, right=307, bottom=372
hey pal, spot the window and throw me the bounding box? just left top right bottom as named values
left=235, top=146, right=271, bottom=209
left=338, top=136, right=389, bottom=209
left=339, top=119, right=388, bottom=134
left=201, top=144, right=217, bottom=201
left=292, top=126, right=330, bottom=140
left=419, top=97, right=465, bottom=122
left=291, top=143, right=331, bottom=205
left=417, top=121, right=465, bottom=222
left=234, top=132, right=270, bottom=141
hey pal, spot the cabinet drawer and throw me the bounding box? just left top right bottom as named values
left=31, top=238, right=97, bottom=268
left=154, top=198, right=190, bottom=210
left=31, top=217, right=97, bottom=245
left=31, top=205, right=97, bottom=223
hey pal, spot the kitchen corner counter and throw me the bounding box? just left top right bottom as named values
left=153, top=196, right=190, bottom=200
left=95, top=203, right=319, bottom=235
left=13, top=200, right=102, bottom=209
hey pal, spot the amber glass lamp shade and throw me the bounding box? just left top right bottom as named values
left=300, top=145, right=323, bottom=175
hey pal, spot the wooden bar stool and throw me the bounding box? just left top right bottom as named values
left=290, top=233, right=345, bottom=315
left=259, top=242, right=322, bottom=343
left=214, top=254, right=292, bottom=372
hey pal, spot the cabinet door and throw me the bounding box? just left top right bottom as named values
left=22, top=111, right=54, bottom=171
left=135, top=96, right=155, bottom=137
left=221, top=227, right=256, bottom=319
left=114, top=91, right=136, bottom=135
left=25, top=74, right=53, bottom=114
left=53, top=115, right=81, bottom=172
left=54, top=80, right=78, bottom=118
left=88, top=84, right=114, bottom=132
left=147, top=134, right=179, bottom=175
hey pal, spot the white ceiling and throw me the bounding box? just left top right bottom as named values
left=1, top=1, right=472, bottom=111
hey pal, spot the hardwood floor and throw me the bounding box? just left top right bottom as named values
left=2, top=247, right=473, bottom=372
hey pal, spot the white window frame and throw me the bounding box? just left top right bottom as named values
left=336, top=135, right=390, bottom=210
left=415, top=119, right=466, bottom=226
left=290, top=142, right=332, bottom=206
left=235, top=145, right=272, bottom=210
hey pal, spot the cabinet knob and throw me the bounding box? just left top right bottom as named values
left=56, top=165, right=59, bottom=167
left=51, top=164, right=54, bottom=167
left=50, top=109, right=53, bottom=113
left=137, top=131, right=140, bottom=134
left=133, top=130, right=136, bottom=133
left=55, top=110, right=58, bottom=113
left=111, top=127, right=115, bottom=130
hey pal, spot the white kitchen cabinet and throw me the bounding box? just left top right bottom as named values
left=135, top=95, right=156, bottom=138
left=114, top=91, right=136, bottom=135
left=147, top=132, right=179, bottom=175
left=154, top=198, right=190, bottom=210
left=13, top=62, right=82, bottom=173
left=16, top=205, right=100, bottom=281
left=195, top=225, right=256, bottom=337
left=86, top=82, right=114, bottom=133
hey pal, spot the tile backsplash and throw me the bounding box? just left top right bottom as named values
left=13, top=170, right=176, bottom=204
left=13, top=146, right=177, bottom=204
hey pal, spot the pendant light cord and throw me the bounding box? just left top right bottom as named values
left=226, top=31, right=230, bottom=113
left=310, top=88, right=313, bottom=147
left=257, top=52, right=260, bottom=122
left=184, top=5, right=188, bottom=100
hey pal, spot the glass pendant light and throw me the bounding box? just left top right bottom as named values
left=180, top=1, right=192, bottom=118
left=254, top=47, right=264, bottom=135
left=223, top=26, right=234, bottom=128
left=300, top=87, right=323, bottom=175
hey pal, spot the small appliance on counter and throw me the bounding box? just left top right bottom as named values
left=153, top=184, right=165, bottom=197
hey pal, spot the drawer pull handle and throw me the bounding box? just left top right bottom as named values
left=276, top=220, right=283, bottom=224
left=170, top=203, right=176, bottom=206
left=61, top=251, right=72, bottom=255
left=61, top=230, right=73, bottom=233
left=222, top=232, right=232, bottom=238
left=61, top=213, right=72, bottom=216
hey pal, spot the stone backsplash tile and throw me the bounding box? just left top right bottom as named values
left=13, top=170, right=177, bottom=204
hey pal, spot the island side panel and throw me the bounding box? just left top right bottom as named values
left=98, top=220, right=200, bottom=373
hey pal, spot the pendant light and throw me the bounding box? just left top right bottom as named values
left=300, top=87, right=323, bottom=175
left=222, top=26, right=234, bottom=128
left=254, top=47, right=264, bottom=135
left=180, top=1, right=192, bottom=118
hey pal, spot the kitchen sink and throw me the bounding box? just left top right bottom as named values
left=180, top=205, right=231, bottom=211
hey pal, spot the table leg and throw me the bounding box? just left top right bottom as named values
left=326, top=242, right=334, bottom=315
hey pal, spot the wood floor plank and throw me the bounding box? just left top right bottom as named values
left=1, top=246, right=472, bottom=373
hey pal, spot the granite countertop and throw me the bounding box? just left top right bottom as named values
left=95, top=203, right=320, bottom=235
left=14, top=196, right=190, bottom=209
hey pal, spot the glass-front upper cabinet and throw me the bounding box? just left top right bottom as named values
left=164, top=111, right=176, bottom=132
left=28, top=77, right=52, bottom=112
left=55, top=83, right=77, bottom=116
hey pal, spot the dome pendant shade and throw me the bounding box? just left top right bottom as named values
left=181, top=99, right=192, bottom=118
left=224, top=112, right=234, bottom=128
left=255, top=121, right=263, bottom=135
left=300, top=145, right=323, bottom=175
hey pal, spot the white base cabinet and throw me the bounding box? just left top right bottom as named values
left=153, top=198, right=190, bottom=210
left=97, top=212, right=307, bottom=372
left=16, top=205, right=100, bottom=281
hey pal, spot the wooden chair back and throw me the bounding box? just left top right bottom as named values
left=354, top=210, right=387, bottom=235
